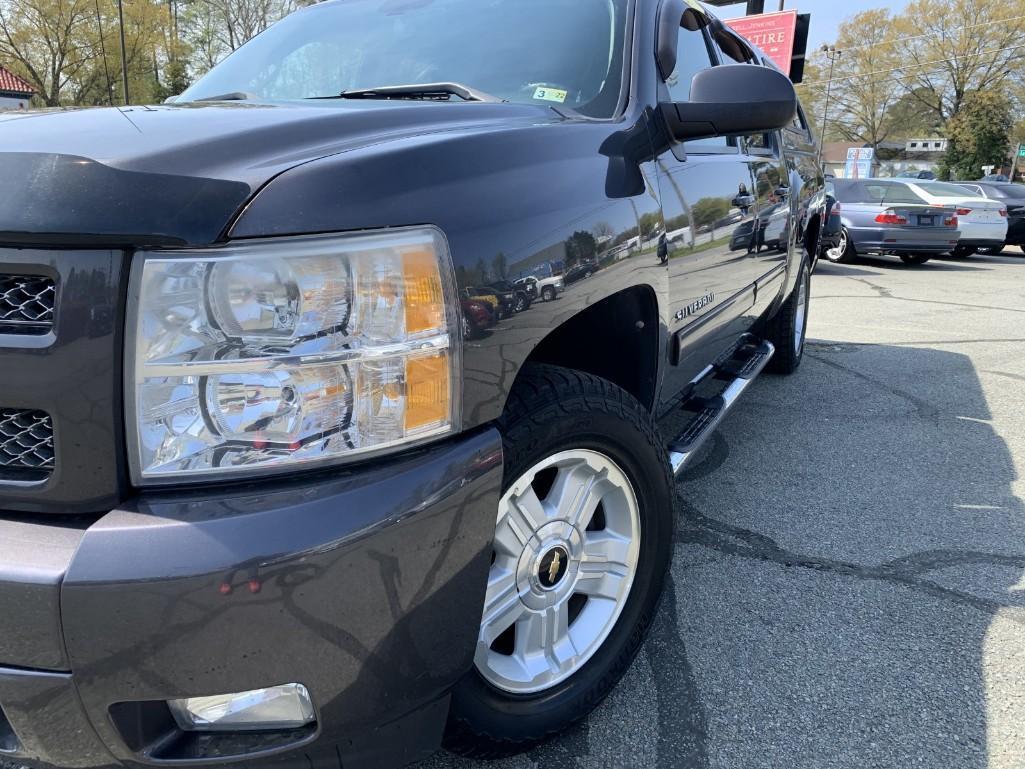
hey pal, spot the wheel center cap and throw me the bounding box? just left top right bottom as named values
left=537, top=546, right=570, bottom=589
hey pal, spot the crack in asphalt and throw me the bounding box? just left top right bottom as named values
left=852, top=277, right=896, bottom=299
left=675, top=501, right=1025, bottom=623
left=830, top=278, right=1025, bottom=315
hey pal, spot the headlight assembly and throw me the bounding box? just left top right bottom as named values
left=126, top=228, right=460, bottom=484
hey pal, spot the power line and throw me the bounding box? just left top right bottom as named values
left=802, top=43, right=1025, bottom=86
left=832, top=13, right=1025, bottom=52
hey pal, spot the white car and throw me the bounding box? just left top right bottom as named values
left=515, top=274, right=565, bottom=302
left=906, top=180, right=1008, bottom=257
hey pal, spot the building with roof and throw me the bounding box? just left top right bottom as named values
left=821, top=140, right=947, bottom=180
left=821, top=142, right=881, bottom=179
left=0, top=65, right=35, bottom=110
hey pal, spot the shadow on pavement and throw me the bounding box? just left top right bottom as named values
left=667, top=340, right=1024, bottom=769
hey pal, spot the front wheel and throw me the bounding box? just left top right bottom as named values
left=899, top=253, right=931, bottom=265
left=444, top=365, right=674, bottom=758
left=764, top=255, right=810, bottom=375
left=541, top=286, right=557, bottom=302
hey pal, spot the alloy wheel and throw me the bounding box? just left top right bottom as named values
left=475, top=450, right=641, bottom=694
left=794, top=270, right=808, bottom=356
left=826, top=229, right=847, bottom=262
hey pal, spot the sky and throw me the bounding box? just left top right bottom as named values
left=714, top=0, right=913, bottom=52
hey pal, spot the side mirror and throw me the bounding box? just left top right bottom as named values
left=660, top=64, right=797, bottom=144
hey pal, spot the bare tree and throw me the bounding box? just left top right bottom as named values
left=182, top=0, right=308, bottom=73
left=896, top=0, right=1025, bottom=124
left=820, top=9, right=903, bottom=149
left=0, top=0, right=100, bottom=105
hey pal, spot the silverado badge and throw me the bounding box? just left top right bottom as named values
left=677, top=292, right=715, bottom=321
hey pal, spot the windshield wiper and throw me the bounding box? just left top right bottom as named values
left=316, top=82, right=503, bottom=103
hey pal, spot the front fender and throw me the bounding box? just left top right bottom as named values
left=229, top=115, right=669, bottom=429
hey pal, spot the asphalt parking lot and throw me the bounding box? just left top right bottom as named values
left=423, top=249, right=1025, bottom=769
left=4, top=250, right=1023, bottom=769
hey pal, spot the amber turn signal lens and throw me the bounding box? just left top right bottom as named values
left=402, top=248, right=445, bottom=335
left=405, top=353, right=451, bottom=432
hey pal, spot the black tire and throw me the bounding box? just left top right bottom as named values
left=952, top=245, right=976, bottom=258
left=824, top=227, right=855, bottom=263
left=976, top=245, right=1004, bottom=256
left=443, top=364, right=675, bottom=759
left=542, top=286, right=557, bottom=302
left=764, top=254, right=810, bottom=375
left=899, top=253, right=931, bottom=265
left=514, top=294, right=528, bottom=313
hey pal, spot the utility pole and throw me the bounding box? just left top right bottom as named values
left=816, top=45, right=841, bottom=169
left=117, top=0, right=130, bottom=105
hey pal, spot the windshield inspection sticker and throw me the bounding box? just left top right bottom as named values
left=533, top=86, right=568, bottom=104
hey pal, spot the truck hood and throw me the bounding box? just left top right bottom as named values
left=0, top=100, right=548, bottom=246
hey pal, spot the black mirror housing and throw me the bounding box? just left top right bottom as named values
left=660, top=64, right=798, bottom=144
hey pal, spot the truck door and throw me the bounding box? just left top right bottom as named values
left=655, top=19, right=762, bottom=404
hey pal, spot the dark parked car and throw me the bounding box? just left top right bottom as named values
left=0, top=1, right=823, bottom=768
left=563, top=261, right=599, bottom=284
left=957, top=181, right=1025, bottom=254
left=469, top=285, right=515, bottom=318
left=487, top=279, right=533, bottom=312
left=897, top=169, right=937, bottom=180
left=824, top=179, right=959, bottom=265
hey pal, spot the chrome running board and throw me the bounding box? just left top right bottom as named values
left=668, top=337, right=775, bottom=476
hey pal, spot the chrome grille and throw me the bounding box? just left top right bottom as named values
left=0, top=409, right=54, bottom=478
left=0, top=275, right=56, bottom=333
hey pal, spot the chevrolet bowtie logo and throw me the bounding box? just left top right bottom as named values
left=547, top=550, right=562, bottom=584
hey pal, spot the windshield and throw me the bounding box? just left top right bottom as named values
left=833, top=181, right=926, bottom=205
left=988, top=184, right=1025, bottom=199
left=916, top=181, right=980, bottom=197
left=180, top=0, right=629, bottom=117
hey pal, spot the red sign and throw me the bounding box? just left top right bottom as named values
left=725, top=10, right=799, bottom=75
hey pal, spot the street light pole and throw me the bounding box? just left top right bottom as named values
left=117, top=0, right=130, bottom=105
left=816, top=45, right=841, bottom=170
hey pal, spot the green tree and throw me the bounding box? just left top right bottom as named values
left=939, top=90, right=1013, bottom=179
left=690, top=198, right=729, bottom=238
left=565, top=231, right=598, bottom=266
left=885, top=89, right=944, bottom=140
left=637, top=212, right=661, bottom=240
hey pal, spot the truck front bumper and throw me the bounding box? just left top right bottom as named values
left=0, top=428, right=503, bottom=769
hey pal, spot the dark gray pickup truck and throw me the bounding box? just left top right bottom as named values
left=0, top=0, right=823, bottom=767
